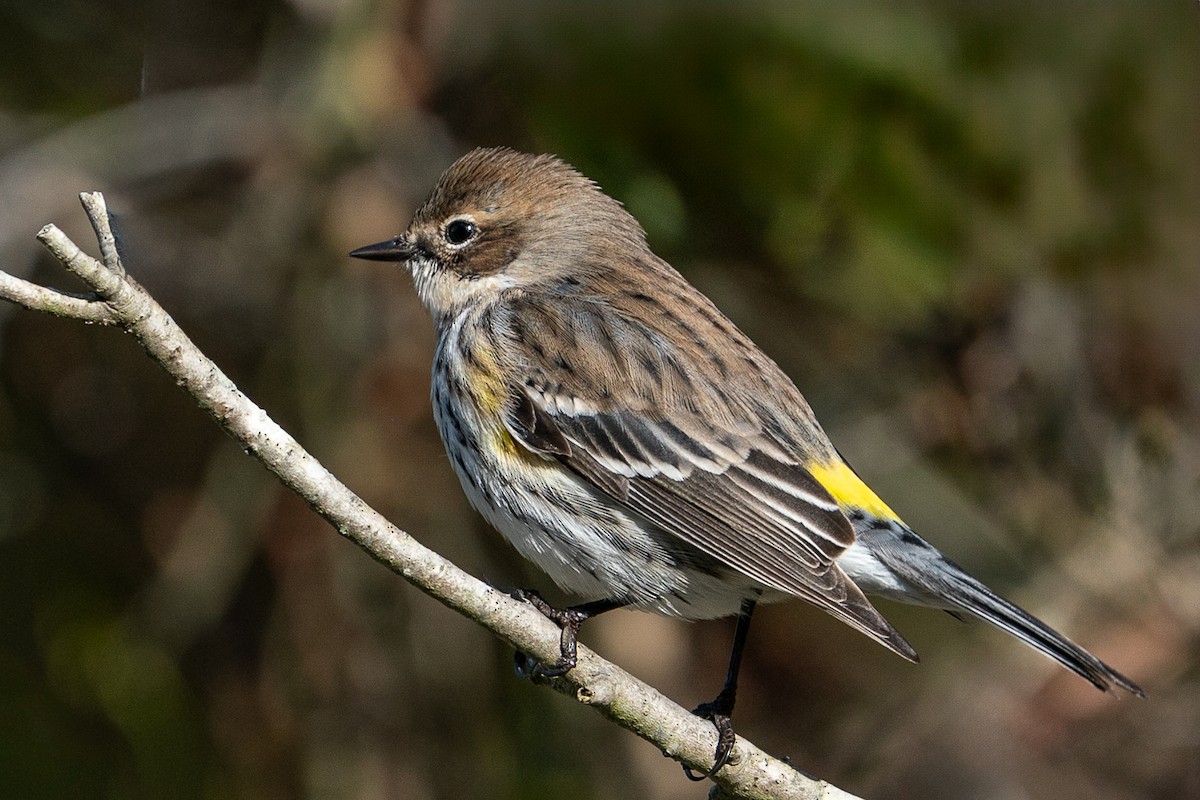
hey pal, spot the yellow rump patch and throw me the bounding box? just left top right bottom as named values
left=808, top=460, right=900, bottom=521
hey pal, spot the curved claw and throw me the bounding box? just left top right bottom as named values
left=682, top=706, right=736, bottom=781
left=511, top=590, right=624, bottom=679
left=513, top=647, right=577, bottom=679
left=511, top=589, right=584, bottom=677
left=680, top=597, right=756, bottom=781
left=531, top=654, right=578, bottom=677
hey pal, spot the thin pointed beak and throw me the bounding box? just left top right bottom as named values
left=349, top=235, right=416, bottom=262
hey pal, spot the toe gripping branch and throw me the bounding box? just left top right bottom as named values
left=512, top=589, right=624, bottom=678
left=683, top=597, right=757, bottom=781
left=512, top=589, right=757, bottom=782
left=684, top=683, right=739, bottom=781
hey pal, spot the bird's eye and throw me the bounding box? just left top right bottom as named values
left=444, top=219, right=478, bottom=246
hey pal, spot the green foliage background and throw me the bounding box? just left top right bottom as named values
left=0, top=1, right=1196, bottom=798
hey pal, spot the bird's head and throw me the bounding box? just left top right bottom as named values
left=351, top=147, right=648, bottom=323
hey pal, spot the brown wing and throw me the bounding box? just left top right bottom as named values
left=496, top=291, right=915, bottom=660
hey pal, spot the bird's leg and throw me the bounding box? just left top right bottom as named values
left=512, top=589, right=626, bottom=678
left=684, top=597, right=757, bottom=781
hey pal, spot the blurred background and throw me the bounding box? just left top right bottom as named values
left=0, top=1, right=1197, bottom=798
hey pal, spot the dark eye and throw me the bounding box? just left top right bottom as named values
left=444, top=219, right=478, bottom=246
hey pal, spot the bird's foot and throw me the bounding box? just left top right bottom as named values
left=511, top=588, right=588, bottom=678
left=683, top=688, right=738, bottom=781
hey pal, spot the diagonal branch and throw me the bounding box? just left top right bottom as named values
left=0, top=192, right=865, bottom=800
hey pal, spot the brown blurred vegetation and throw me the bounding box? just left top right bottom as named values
left=0, top=1, right=1197, bottom=798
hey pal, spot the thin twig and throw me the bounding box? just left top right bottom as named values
left=0, top=193, right=866, bottom=800
left=82, top=191, right=125, bottom=276
left=0, top=268, right=117, bottom=323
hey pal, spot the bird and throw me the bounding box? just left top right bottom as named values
left=350, top=146, right=1143, bottom=779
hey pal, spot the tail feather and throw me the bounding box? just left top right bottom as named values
left=932, top=564, right=1143, bottom=696
left=852, top=524, right=1144, bottom=697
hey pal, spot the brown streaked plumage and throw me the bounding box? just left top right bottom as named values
left=351, top=146, right=1142, bottom=780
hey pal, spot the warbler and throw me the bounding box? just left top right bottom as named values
left=351, top=147, right=1142, bottom=778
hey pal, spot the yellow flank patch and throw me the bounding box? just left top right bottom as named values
left=808, top=460, right=900, bottom=521
left=452, top=345, right=516, bottom=459
left=489, top=425, right=523, bottom=458
left=461, top=350, right=542, bottom=462
left=465, top=349, right=507, bottom=418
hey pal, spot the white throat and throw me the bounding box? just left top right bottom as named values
left=409, top=256, right=519, bottom=323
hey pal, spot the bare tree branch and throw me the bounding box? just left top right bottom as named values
left=0, top=266, right=116, bottom=323
left=0, top=192, right=866, bottom=800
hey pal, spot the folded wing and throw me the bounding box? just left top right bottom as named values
left=506, top=386, right=917, bottom=661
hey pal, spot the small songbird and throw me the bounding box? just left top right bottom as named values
left=351, top=147, right=1142, bottom=779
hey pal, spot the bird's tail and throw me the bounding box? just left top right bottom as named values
left=853, top=523, right=1144, bottom=697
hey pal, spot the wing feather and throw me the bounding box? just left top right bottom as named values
left=506, top=391, right=916, bottom=659
left=496, top=293, right=914, bottom=660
